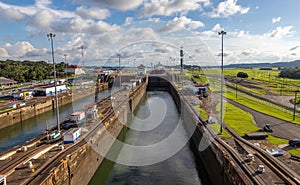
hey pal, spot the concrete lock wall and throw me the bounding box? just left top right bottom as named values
left=0, top=87, right=102, bottom=130
left=39, top=81, right=147, bottom=185
left=147, top=75, right=248, bottom=185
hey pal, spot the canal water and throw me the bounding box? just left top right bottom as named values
left=89, top=91, right=210, bottom=185
left=0, top=89, right=114, bottom=152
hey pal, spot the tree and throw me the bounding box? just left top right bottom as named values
left=237, top=72, right=249, bottom=78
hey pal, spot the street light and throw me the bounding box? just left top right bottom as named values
left=118, top=54, right=121, bottom=86
left=218, top=30, right=226, bottom=134
left=293, top=90, right=300, bottom=120
left=63, top=54, right=67, bottom=78
left=47, top=32, right=60, bottom=133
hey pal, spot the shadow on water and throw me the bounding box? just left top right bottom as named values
left=89, top=91, right=211, bottom=185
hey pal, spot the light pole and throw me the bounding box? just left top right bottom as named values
left=293, top=90, right=299, bottom=120
left=180, top=47, right=184, bottom=89
left=47, top=32, right=60, bottom=133
left=219, top=30, right=226, bottom=134
left=118, top=54, right=121, bottom=86
left=64, top=54, right=67, bottom=78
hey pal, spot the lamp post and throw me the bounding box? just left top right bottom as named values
left=180, top=47, right=184, bottom=89
left=64, top=54, right=67, bottom=78
left=47, top=32, right=60, bottom=133
left=118, top=54, right=121, bottom=86
left=293, top=90, right=299, bottom=120
left=218, top=30, right=226, bottom=134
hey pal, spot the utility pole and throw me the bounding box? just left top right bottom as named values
left=64, top=54, right=67, bottom=78
left=47, top=32, right=60, bottom=133
left=118, top=54, right=121, bottom=87
left=180, top=47, right=184, bottom=89
left=218, top=30, right=226, bottom=134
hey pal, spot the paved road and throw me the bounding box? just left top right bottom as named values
left=225, top=98, right=300, bottom=140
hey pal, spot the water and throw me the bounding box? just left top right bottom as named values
left=0, top=89, right=114, bottom=152
left=89, top=91, right=209, bottom=185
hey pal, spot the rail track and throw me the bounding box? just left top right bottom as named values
left=23, top=82, right=146, bottom=185
left=179, top=88, right=300, bottom=185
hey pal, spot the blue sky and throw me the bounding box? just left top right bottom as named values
left=0, top=0, right=300, bottom=66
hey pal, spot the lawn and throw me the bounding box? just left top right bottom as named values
left=216, top=102, right=261, bottom=137
left=267, top=135, right=300, bottom=156
left=193, top=105, right=231, bottom=138
left=224, top=88, right=300, bottom=125
left=204, top=68, right=300, bottom=96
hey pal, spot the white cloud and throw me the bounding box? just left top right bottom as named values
left=212, top=24, right=222, bottom=32
left=139, top=0, right=208, bottom=17
left=272, top=16, right=281, bottom=23
left=208, top=0, right=249, bottom=18
left=265, top=26, right=294, bottom=38
left=1, top=41, right=37, bottom=59
left=125, top=17, right=134, bottom=24
left=158, top=16, right=204, bottom=32
left=76, top=6, right=110, bottom=20
left=73, top=0, right=143, bottom=11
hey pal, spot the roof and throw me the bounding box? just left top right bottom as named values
left=0, top=77, right=17, bottom=84
left=137, top=64, right=146, bottom=69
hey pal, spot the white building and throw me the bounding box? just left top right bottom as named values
left=137, top=64, right=146, bottom=76
left=33, top=84, right=67, bottom=96
left=64, top=65, right=85, bottom=75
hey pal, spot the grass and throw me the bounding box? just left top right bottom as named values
left=193, top=105, right=231, bottom=138
left=288, top=148, right=300, bottom=156
left=193, top=106, right=207, bottom=119
left=266, top=135, right=300, bottom=156
left=217, top=103, right=261, bottom=137
left=0, top=107, right=14, bottom=113
left=208, top=123, right=231, bottom=138
left=224, top=88, right=300, bottom=125
left=204, top=68, right=300, bottom=96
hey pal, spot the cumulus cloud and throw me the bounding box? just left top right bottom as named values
left=76, top=6, right=110, bottom=20
left=158, top=16, right=204, bottom=32
left=272, top=16, right=281, bottom=23
left=0, top=41, right=39, bottom=59
left=265, top=26, right=294, bottom=38
left=208, top=0, right=249, bottom=18
left=73, top=0, right=143, bottom=11
left=139, top=0, right=208, bottom=17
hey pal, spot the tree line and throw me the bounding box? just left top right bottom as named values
left=279, top=68, right=300, bottom=79
left=0, top=60, right=71, bottom=83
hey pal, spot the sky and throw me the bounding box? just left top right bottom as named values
left=0, top=0, right=300, bottom=67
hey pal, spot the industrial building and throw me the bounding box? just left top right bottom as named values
left=33, top=84, right=67, bottom=96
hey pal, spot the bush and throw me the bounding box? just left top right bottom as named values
left=237, top=72, right=249, bottom=78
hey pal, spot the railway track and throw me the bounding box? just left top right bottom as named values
left=0, top=144, right=51, bottom=176
left=179, top=88, right=300, bottom=184
left=23, top=82, right=146, bottom=185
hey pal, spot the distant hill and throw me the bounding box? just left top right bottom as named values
left=225, top=60, right=300, bottom=69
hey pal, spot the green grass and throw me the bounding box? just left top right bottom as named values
left=204, top=68, right=300, bottom=96
left=266, top=135, right=288, bottom=145
left=0, top=108, right=14, bottom=113
left=225, top=88, right=300, bottom=125
left=288, top=148, right=300, bottom=156
left=217, top=103, right=261, bottom=137
left=208, top=123, right=231, bottom=138
left=193, top=106, right=207, bottom=119
left=266, top=135, right=300, bottom=156
left=193, top=105, right=231, bottom=138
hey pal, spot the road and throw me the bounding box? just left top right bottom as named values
left=225, top=98, right=300, bottom=140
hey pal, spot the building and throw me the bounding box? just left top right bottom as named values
left=64, top=65, right=85, bottom=75
left=137, top=64, right=146, bottom=76
left=33, top=84, right=67, bottom=96
left=0, top=77, right=17, bottom=88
